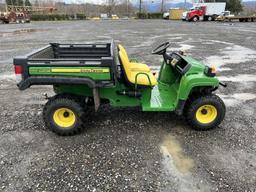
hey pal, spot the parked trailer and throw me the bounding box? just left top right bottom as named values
left=0, top=11, right=30, bottom=24
left=169, top=8, right=186, bottom=20
left=186, top=3, right=226, bottom=21
left=0, top=5, right=56, bottom=24
left=216, top=14, right=256, bottom=22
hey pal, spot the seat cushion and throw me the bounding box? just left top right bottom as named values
left=130, top=71, right=157, bottom=86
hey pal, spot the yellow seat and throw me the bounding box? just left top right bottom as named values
left=118, top=45, right=151, bottom=72
left=118, top=49, right=157, bottom=86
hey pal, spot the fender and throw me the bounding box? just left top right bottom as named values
left=177, top=73, right=220, bottom=100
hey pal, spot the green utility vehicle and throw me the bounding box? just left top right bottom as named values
left=14, top=41, right=226, bottom=135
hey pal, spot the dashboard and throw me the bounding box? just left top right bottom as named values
left=168, top=53, right=191, bottom=74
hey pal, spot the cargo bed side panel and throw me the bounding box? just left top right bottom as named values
left=29, top=66, right=111, bottom=80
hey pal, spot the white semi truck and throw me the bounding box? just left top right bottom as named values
left=183, top=3, right=226, bottom=21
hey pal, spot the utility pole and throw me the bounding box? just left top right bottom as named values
left=161, top=0, right=164, bottom=13
left=139, top=0, right=142, bottom=13
left=127, top=0, right=129, bottom=17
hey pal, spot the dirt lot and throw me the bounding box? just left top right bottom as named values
left=0, top=20, right=255, bottom=192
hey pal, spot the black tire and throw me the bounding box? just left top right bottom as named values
left=43, top=96, right=86, bottom=136
left=185, top=94, right=225, bottom=131
left=192, top=16, right=199, bottom=22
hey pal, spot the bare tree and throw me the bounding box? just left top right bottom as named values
left=105, top=0, right=117, bottom=16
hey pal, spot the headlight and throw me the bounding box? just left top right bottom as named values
left=205, top=66, right=216, bottom=77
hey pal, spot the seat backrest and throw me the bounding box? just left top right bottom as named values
left=118, top=50, right=131, bottom=76
left=118, top=44, right=129, bottom=62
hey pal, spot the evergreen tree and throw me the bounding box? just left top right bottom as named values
left=25, top=0, right=31, bottom=6
left=34, top=0, right=39, bottom=7
left=226, top=0, right=243, bottom=14
left=17, top=0, right=24, bottom=6
left=6, top=0, right=12, bottom=5
left=12, top=0, right=17, bottom=5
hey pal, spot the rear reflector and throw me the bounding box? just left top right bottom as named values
left=14, top=65, right=23, bottom=83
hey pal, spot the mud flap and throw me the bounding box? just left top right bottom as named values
left=93, top=88, right=100, bottom=112
left=175, top=99, right=186, bottom=115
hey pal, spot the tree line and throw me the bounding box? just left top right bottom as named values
left=6, top=0, right=31, bottom=6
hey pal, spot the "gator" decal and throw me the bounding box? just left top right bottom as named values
left=51, top=68, right=109, bottom=73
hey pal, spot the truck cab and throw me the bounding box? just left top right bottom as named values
left=186, top=6, right=206, bottom=21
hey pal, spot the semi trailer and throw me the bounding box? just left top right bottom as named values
left=216, top=11, right=256, bottom=22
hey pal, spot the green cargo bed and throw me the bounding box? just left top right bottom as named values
left=13, top=41, right=117, bottom=90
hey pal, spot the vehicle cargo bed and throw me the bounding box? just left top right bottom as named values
left=14, top=41, right=116, bottom=90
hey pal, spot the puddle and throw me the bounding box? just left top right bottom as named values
left=14, top=28, right=38, bottom=33
left=131, top=35, right=164, bottom=48
left=218, top=74, right=256, bottom=82
left=168, top=43, right=194, bottom=52
left=0, top=73, right=15, bottom=81
left=207, top=40, right=233, bottom=45
left=160, top=135, right=194, bottom=174
left=160, top=134, right=210, bottom=192
left=204, top=44, right=256, bottom=70
left=167, top=36, right=183, bottom=40
left=0, top=28, right=46, bottom=37
left=218, top=93, right=256, bottom=107
left=238, top=29, right=256, bottom=33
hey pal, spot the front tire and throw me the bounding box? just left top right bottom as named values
left=192, top=16, right=199, bottom=22
left=43, top=96, right=86, bottom=136
left=185, top=94, right=225, bottom=131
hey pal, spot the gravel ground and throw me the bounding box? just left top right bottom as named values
left=0, top=20, right=255, bottom=192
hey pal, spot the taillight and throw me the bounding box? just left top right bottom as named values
left=14, top=65, right=23, bottom=74
left=14, top=65, right=23, bottom=83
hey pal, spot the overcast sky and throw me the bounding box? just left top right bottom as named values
left=63, top=0, right=254, bottom=4
left=63, top=0, right=192, bottom=4
left=0, top=0, right=254, bottom=4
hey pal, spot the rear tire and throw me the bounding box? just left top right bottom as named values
left=43, top=95, right=86, bottom=136
left=185, top=94, right=225, bottom=131
left=208, top=16, right=213, bottom=21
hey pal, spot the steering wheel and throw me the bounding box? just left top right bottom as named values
left=152, top=42, right=170, bottom=55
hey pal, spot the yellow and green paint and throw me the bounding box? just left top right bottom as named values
left=29, top=66, right=111, bottom=80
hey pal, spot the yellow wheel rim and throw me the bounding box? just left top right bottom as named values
left=196, top=105, right=217, bottom=124
left=53, top=108, right=76, bottom=128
